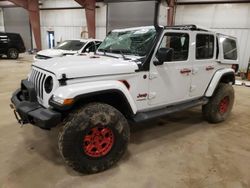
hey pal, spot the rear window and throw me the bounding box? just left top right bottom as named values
left=222, top=38, right=237, bottom=60
left=7, top=34, right=21, bottom=41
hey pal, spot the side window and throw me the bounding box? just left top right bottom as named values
left=82, top=42, right=96, bottom=53
left=196, top=34, right=214, bottom=59
left=222, top=38, right=237, bottom=60
left=159, top=33, right=189, bottom=61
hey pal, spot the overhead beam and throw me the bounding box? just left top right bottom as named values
left=75, top=0, right=96, bottom=38
left=8, top=0, right=41, bottom=50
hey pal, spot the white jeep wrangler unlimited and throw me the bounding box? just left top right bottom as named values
left=11, top=24, right=238, bottom=174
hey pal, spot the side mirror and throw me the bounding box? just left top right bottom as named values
left=154, top=47, right=173, bottom=66
left=85, top=48, right=90, bottom=53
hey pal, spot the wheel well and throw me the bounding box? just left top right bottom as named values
left=74, top=90, right=134, bottom=118
left=219, top=72, right=235, bottom=84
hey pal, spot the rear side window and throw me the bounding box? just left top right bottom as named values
left=222, top=38, right=237, bottom=60
left=196, top=34, right=214, bottom=59
left=159, top=33, right=189, bottom=61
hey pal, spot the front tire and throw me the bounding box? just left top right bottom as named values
left=58, top=103, right=130, bottom=174
left=7, top=48, right=19, bottom=59
left=202, top=83, right=235, bottom=123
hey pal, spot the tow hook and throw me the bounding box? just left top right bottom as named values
left=10, top=104, right=24, bottom=127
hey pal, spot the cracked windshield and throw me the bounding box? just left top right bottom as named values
left=98, top=28, right=156, bottom=57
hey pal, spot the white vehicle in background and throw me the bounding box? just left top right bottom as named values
left=34, top=39, right=102, bottom=60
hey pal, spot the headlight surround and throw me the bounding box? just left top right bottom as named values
left=52, top=95, right=64, bottom=104
left=51, top=95, right=74, bottom=106
left=44, top=76, right=53, bottom=94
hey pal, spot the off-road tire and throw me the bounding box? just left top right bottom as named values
left=202, top=83, right=234, bottom=123
left=7, top=48, right=19, bottom=59
left=58, top=103, right=130, bottom=174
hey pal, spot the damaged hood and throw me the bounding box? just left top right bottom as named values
left=33, top=54, right=139, bottom=79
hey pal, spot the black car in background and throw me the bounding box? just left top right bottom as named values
left=0, top=32, right=26, bottom=59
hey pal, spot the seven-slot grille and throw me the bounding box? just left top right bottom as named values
left=29, top=68, right=47, bottom=99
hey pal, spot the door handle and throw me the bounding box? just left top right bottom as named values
left=206, top=66, right=215, bottom=71
left=180, top=68, right=192, bottom=74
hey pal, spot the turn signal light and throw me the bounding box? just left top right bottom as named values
left=63, top=98, right=74, bottom=105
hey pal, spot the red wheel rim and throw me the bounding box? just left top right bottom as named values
left=83, top=126, right=114, bottom=158
left=219, top=96, right=229, bottom=114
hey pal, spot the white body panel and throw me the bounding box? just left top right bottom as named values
left=33, top=54, right=139, bottom=79
left=53, top=80, right=137, bottom=114
left=205, top=68, right=235, bottom=97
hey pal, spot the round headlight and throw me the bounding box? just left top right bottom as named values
left=44, top=76, right=53, bottom=94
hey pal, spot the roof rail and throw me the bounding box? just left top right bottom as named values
left=164, top=25, right=208, bottom=32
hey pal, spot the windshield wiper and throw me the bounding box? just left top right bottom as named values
left=110, top=49, right=131, bottom=60
left=118, top=50, right=131, bottom=60
left=98, top=48, right=107, bottom=55
left=97, top=49, right=119, bottom=59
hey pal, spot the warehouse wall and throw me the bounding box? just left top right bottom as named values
left=3, top=7, right=32, bottom=50
left=175, top=3, right=250, bottom=70
left=0, top=8, right=4, bottom=32
left=39, top=0, right=106, bottom=49
left=107, top=1, right=167, bottom=32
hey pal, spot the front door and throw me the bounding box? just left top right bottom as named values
left=148, top=31, right=192, bottom=107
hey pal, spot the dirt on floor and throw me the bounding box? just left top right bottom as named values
left=0, top=54, right=250, bottom=188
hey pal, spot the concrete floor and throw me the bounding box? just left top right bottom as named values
left=0, top=54, right=250, bottom=188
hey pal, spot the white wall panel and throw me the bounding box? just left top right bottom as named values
left=176, top=3, right=250, bottom=69
left=212, top=4, right=250, bottom=28
left=40, top=4, right=107, bottom=49
left=40, top=0, right=80, bottom=9
left=0, top=8, right=4, bottom=32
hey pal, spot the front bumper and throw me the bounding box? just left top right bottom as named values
left=10, top=80, right=61, bottom=129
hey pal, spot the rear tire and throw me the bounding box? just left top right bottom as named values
left=58, top=103, right=130, bottom=174
left=202, top=83, right=234, bottom=123
left=7, top=48, right=19, bottom=59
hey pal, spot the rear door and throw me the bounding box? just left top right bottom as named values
left=189, top=32, right=217, bottom=98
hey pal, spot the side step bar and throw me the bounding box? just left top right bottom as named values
left=132, top=97, right=208, bottom=123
